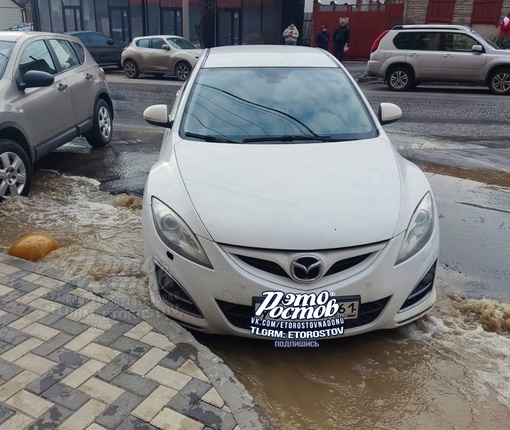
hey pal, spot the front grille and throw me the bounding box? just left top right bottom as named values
left=216, top=296, right=390, bottom=332
left=236, top=255, right=290, bottom=278
left=400, top=260, right=437, bottom=311
left=155, top=264, right=203, bottom=318
left=325, top=253, right=371, bottom=276
left=236, top=253, right=371, bottom=279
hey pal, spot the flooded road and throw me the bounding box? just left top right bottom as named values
left=1, top=171, right=509, bottom=430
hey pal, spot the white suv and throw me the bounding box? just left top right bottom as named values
left=367, top=24, right=510, bottom=95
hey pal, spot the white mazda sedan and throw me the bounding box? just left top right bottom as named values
left=141, top=45, right=440, bottom=340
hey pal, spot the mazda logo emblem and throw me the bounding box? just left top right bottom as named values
left=290, top=255, right=324, bottom=283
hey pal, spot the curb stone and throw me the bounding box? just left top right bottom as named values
left=0, top=253, right=273, bottom=430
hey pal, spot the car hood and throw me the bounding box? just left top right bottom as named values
left=180, top=49, right=202, bottom=55
left=175, top=138, right=402, bottom=249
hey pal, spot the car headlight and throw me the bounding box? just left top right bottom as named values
left=395, top=192, right=435, bottom=265
left=151, top=197, right=212, bottom=269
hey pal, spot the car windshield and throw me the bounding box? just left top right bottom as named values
left=166, top=37, right=196, bottom=50
left=181, top=67, right=377, bottom=143
left=0, top=41, right=14, bottom=78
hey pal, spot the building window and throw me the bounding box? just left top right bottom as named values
left=426, top=0, right=455, bottom=24
left=471, top=0, right=503, bottom=25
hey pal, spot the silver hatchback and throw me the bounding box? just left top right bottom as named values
left=0, top=31, right=114, bottom=200
left=367, top=24, right=510, bottom=95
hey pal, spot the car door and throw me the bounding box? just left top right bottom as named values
left=88, top=32, right=118, bottom=65
left=48, top=38, right=94, bottom=127
left=405, top=31, right=442, bottom=80
left=16, top=39, right=75, bottom=153
left=149, top=37, right=172, bottom=72
left=439, top=32, right=487, bottom=81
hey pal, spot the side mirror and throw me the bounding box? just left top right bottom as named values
left=17, top=70, right=54, bottom=91
left=472, top=44, right=483, bottom=53
left=378, top=102, right=402, bottom=125
left=107, top=39, right=115, bottom=45
left=143, top=104, right=173, bottom=128
left=162, top=45, right=170, bottom=51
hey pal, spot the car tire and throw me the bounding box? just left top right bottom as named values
left=175, top=62, right=191, bottom=81
left=0, top=139, right=32, bottom=200
left=386, top=66, right=414, bottom=91
left=85, top=99, right=113, bottom=148
left=123, top=60, right=139, bottom=79
left=488, top=69, right=510, bottom=95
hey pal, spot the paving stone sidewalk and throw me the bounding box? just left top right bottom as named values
left=0, top=255, right=272, bottom=430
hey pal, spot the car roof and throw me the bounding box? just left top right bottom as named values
left=134, top=35, right=186, bottom=40
left=66, top=31, right=95, bottom=34
left=0, top=31, right=75, bottom=42
left=391, top=24, right=471, bottom=31
left=203, top=45, right=338, bottom=68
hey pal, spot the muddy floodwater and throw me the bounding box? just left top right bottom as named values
left=1, top=171, right=510, bottom=430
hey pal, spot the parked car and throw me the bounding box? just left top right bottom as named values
left=6, top=23, right=33, bottom=32
left=0, top=31, right=113, bottom=200
left=66, top=31, right=126, bottom=68
left=367, top=24, right=510, bottom=95
left=121, top=35, right=202, bottom=81
left=140, top=45, right=440, bottom=339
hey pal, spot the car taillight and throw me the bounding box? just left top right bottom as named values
left=371, top=30, right=389, bottom=53
left=100, top=67, right=106, bottom=78
left=122, top=46, right=128, bottom=51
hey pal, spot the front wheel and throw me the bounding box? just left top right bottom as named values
left=488, top=69, right=510, bottom=95
left=0, top=139, right=32, bottom=200
left=175, top=62, right=191, bottom=81
left=85, top=99, right=113, bottom=148
left=386, top=67, right=414, bottom=91
left=123, top=60, right=139, bottom=79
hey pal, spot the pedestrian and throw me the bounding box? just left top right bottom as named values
left=499, top=12, right=510, bottom=37
left=282, top=23, right=299, bottom=45
left=315, top=25, right=330, bottom=51
left=333, top=18, right=350, bottom=62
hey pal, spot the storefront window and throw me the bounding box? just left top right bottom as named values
left=110, top=0, right=131, bottom=42
left=50, top=0, right=64, bottom=33
left=130, top=0, right=143, bottom=38
left=36, top=0, right=52, bottom=32
left=243, top=1, right=263, bottom=44
left=82, top=1, right=95, bottom=31
left=147, top=1, right=161, bottom=35
left=261, top=0, right=282, bottom=44
left=95, top=0, right=110, bottom=36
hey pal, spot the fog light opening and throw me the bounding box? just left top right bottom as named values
left=156, top=264, right=203, bottom=318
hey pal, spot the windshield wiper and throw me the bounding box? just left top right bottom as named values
left=185, top=132, right=237, bottom=143
left=243, top=134, right=333, bottom=143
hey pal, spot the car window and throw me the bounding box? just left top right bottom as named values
left=410, top=32, right=441, bottom=51
left=0, top=40, right=15, bottom=78
left=181, top=67, right=377, bottom=143
left=18, top=40, right=57, bottom=76
left=444, top=33, right=479, bottom=52
left=137, top=39, right=150, bottom=48
left=88, top=33, right=109, bottom=44
left=71, top=41, right=85, bottom=63
left=72, top=33, right=90, bottom=43
left=167, top=38, right=196, bottom=50
left=150, top=38, right=166, bottom=49
left=49, top=39, right=80, bottom=71
left=393, top=32, right=414, bottom=49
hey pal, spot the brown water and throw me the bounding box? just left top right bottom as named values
left=1, top=171, right=509, bottom=430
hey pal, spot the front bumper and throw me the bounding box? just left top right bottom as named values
left=142, top=201, right=440, bottom=340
